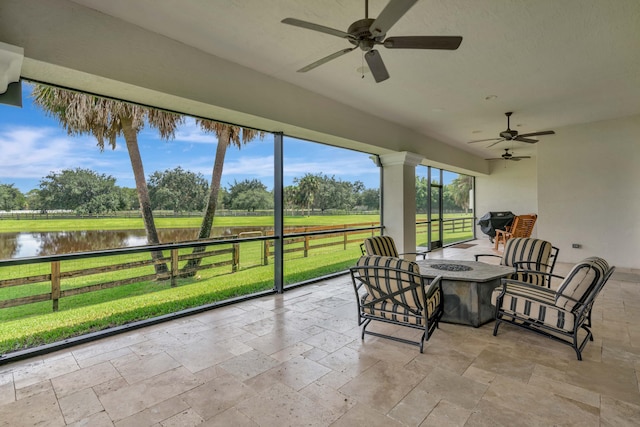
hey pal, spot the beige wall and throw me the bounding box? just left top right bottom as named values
left=475, top=157, right=538, bottom=240
left=476, top=114, right=640, bottom=269
left=538, top=114, right=640, bottom=268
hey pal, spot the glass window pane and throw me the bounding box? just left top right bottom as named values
left=442, top=171, right=475, bottom=245
left=282, top=137, right=380, bottom=285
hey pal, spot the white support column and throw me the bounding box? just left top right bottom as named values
left=379, top=152, right=424, bottom=260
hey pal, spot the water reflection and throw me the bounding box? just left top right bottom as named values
left=0, top=227, right=272, bottom=260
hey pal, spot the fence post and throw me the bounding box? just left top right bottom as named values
left=171, top=249, right=179, bottom=287
left=51, top=261, right=60, bottom=312
left=232, top=243, right=240, bottom=272
left=263, top=240, right=269, bottom=265
left=304, top=235, right=309, bottom=257
left=344, top=225, right=348, bottom=250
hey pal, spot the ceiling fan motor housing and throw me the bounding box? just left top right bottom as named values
left=500, top=129, right=518, bottom=140
left=347, top=18, right=384, bottom=51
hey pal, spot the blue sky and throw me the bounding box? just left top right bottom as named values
left=0, top=84, right=381, bottom=193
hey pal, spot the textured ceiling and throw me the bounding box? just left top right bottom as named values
left=70, top=0, right=640, bottom=159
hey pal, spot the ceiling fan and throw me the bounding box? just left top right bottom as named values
left=468, top=112, right=556, bottom=147
left=486, top=148, right=531, bottom=162
left=281, top=0, right=463, bottom=83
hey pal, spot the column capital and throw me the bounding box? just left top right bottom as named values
left=379, top=151, right=423, bottom=167
left=0, top=41, right=23, bottom=94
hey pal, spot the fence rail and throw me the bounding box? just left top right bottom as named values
left=0, top=223, right=382, bottom=313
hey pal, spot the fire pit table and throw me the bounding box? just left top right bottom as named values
left=416, top=259, right=514, bottom=327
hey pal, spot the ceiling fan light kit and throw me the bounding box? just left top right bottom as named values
left=486, top=148, right=531, bottom=162
left=281, top=0, right=462, bottom=83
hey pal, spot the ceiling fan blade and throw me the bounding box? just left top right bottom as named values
left=370, top=0, right=418, bottom=37
left=467, top=138, right=502, bottom=143
left=281, top=18, right=353, bottom=39
left=365, top=50, right=390, bottom=83
left=384, top=36, right=463, bottom=50
left=511, top=156, right=531, bottom=160
left=297, top=47, right=356, bottom=73
left=514, top=136, right=538, bottom=144
left=485, top=157, right=504, bottom=161
left=486, top=139, right=506, bottom=148
left=518, top=130, right=555, bottom=138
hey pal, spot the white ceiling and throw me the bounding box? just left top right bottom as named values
left=70, top=0, right=640, bottom=159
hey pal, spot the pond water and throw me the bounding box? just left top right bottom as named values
left=0, top=226, right=272, bottom=260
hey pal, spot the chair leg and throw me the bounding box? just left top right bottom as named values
left=361, top=318, right=371, bottom=340
left=493, top=318, right=502, bottom=336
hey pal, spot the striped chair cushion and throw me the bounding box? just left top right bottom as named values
left=555, top=257, right=609, bottom=310
left=356, top=255, right=439, bottom=325
left=510, top=271, right=547, bottom=287
left=492, top=283, right=577, bottom=332
left=501, top=238, right=552, bottom=269
left=363, top=236, right=400, bottom=258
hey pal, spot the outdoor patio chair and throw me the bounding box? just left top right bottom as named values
left=475, top=237, right=559, bottom=288
left=494, top=213, right=537, bottom=250
left=350, top=255, right=444, bottom=353
left=360, top=235, right=427, bottom=260
left=491, top=256, right=614, bottom=360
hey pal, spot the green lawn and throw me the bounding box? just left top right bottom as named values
left=0, top=213, right=474, bottom=355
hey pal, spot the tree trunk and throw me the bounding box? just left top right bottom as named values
left=183, top=127, right=231, bottom=275
left=120, top=116, right=167, bottom=275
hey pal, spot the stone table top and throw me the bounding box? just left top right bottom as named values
left=416, top=259, right=515, bottom=282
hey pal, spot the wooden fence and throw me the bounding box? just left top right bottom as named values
left=0, top=222, right=381, bottom=313
left=0, top=219, right=476, bottom=313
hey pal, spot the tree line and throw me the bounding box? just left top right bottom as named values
left=1, top=170, right=472, bottom=214
left=0, top=169, right=381, bottom=214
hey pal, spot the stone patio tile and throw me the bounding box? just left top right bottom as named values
left=51, top=361, right=120, bottom=398
left=58, top=388, right=104, bottom=424
left=0, top=388, right=64, bottom=427
left=12, top=353, right=79, bottom=390
left=234, top=382, right=339, bottom=426
left=114, top=352, right=181, bottom=384
left=114, top=395, right=189, bottom=427
left=180, top=373, right=256, bottom=420
left=99, top=367, right=202, bottom=422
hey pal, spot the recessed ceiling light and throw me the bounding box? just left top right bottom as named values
left=484, top=95, right=498, bottom=100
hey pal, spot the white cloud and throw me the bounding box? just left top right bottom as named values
left=173, top=117, right=218, bottom=144
left=223, top=155, right=275, bottom=178
left=0, top=126, right=128, bottom=180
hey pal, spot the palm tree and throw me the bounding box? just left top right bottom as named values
left=31, top=84, right=184, bottom=274
left=183, top=120, right=264, bottom=273
left=449, top=175, right=473, bottom=213
left=294, top=173, right=320, bottom=216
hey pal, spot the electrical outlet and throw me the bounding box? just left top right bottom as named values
left=572, top=243, right=581, bottom=249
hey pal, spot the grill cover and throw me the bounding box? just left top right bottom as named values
left=477, top=211, right=515, bottom=238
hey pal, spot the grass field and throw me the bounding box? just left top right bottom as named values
left=0, top=213, right=473, bottom=355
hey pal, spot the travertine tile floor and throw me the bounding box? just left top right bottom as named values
left=1, top=238, right=639, bottom=426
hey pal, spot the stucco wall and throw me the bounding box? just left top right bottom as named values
left=474, top=156, right=538, bottom=242
left=537, top=114, right=640, bottom=268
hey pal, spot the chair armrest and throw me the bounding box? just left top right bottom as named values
left=494, top=277, right=559, bottom=305
left=509, top=269, right=564, bottom=282
left=512, top=261, right=554, bottom=272
left=474, top=253, right=502, bottom=262
left=399, top=251, right=428, bottom=260
left=425, top=275, right=443, bottom=299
